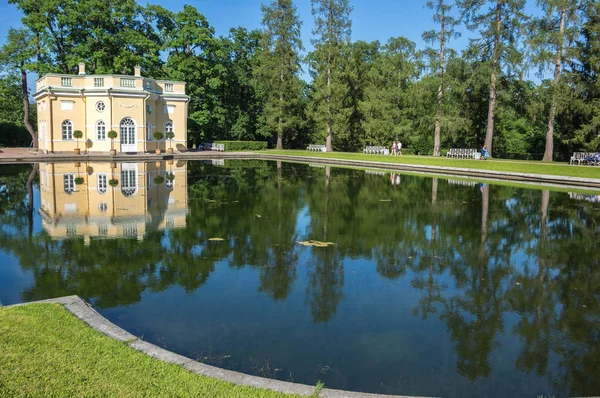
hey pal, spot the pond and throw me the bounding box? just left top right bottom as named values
left=1, top=159, right=599, bottom=398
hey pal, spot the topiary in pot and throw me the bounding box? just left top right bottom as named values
left=153, top=131, right=164, bottom=154
left=107, top=130, right=118, bottom=155
left=166, top=131, right=175, bottom=153
left=73, top=130, right=83, bottom=154
left=108, top=179, right=119, bottom=187
left=153, top=175, right=164, bottom=185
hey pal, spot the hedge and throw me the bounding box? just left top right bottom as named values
left=214, top=141, right=267, bottom=151
left=0, top=122, right=31, bottom=148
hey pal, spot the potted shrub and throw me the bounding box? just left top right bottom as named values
left=74, top=177, right=85, bottom=185
left=153, top=131, right=164, bottom=155
left=153, top=175, right=164, bottom=185
left=107, top=130, right=118, bottom=156
left=166, top=131, right=175, bottom=154
left=108, top=178, right=119, bottom=187
left=73, top=130, right=83, bottom=154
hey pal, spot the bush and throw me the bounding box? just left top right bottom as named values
left=214, top=141, right=267, bottom=151
left=74, top=177, right=85, bottom=185
left=153, top=131, right=164, bottom=141
left=108, top=179, right=119, bottom=187
left=153, top=176, right=164, bottom=184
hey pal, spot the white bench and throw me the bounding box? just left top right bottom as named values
left=307, top=144, right=326, bottom=152
left=204, top=143, right=225, bottom=152
left=363, top=146, right=389, bottom=155
left=447, top=148, right=479, bottom=159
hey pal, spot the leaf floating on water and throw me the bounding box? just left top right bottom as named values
left=256, top=214, right=262, bottom=218
left=379, top=199, right=391, bottom=202
left=209, top=238, right=224, bottom=241
left=295, top=240, right=335, bottom=248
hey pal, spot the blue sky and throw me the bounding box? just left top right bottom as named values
left=1, top=0, right=543, bottom=79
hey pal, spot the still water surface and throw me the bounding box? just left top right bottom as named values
left=1, top=160, right=599, bottom=397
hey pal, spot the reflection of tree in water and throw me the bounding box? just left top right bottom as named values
left=2, top=162, right=600, bottom=394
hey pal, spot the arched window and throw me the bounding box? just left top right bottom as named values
left=120, top=118, right=136, bottom=151
left=165, top=121, right=173, bottom=134
left=62, top=120, right=73, bottom=140
left=120, top=163, right=138, bottom=197
left=64, top=174, right=75, bottom=193
left=96, top=120, right=106, bottom=140
left=97, top=174, right=107, bottom=194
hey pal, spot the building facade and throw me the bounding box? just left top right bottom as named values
left=38, top=160, right=188, bottom=241
left=34, top=64, right=189, bottom=153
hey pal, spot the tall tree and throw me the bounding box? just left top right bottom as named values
left=423, top=0, right=461, bottom=156
left=310, top=0, right=353, bottom=152
left=255, top=0, right=304, bottom=149
left=531, top=0, right=580, bottom=161
left=0, top=28, right=37, bottom=148
left=458, top=0, right=527, bottom=157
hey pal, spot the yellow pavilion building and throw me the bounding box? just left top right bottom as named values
left=34, top=64, right=189, bottom=154
left=38, top=161, right=188, bottom=241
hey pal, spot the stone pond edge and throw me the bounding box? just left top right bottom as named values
left=6, top=296, right=432, bottom=398
left=1, top=151, right=599, bottom=189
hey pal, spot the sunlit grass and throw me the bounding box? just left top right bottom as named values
left=0, top=304, right=307, bottom=398
left=264, top=150, right=600, bottom=179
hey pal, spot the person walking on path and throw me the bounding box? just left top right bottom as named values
left=391, top=141, right=396, bottom=156
left=397, top=141, right=402, bottom=156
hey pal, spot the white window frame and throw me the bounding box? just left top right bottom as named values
left=62, top=120, right=73, bottom=140
left=165, top=83, right=174, bottom=92
left=97, top=174, right=108, bottom=194
left=98, top=202, right=108, bottom=212
left=95, top=101, right=106, bottom=112
left=96, top=120, right=106, bottom=140
left=94, top=78, right=104, bottom=87
left=61, top=77, right=72, bottom=87
left=64, top=174, right=75, bottom=193
left=165, top=121, right=174, bottom=134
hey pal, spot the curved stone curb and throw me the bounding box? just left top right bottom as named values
left=5, top=296, right=432, bottom=398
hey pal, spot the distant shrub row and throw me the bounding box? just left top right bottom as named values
left=214, top=141, right=267, bottom=151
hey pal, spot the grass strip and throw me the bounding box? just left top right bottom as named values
left=0, top=304, right=304, bottom=398
left=264, top=150, right=600, bottom=180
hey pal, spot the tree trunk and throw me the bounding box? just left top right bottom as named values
left=21, top=68, right=38, bottom=148
left=27, top=163, right=38, bottom=237
left=326, top=5, right=333, bottom=153
left=277, top=69, right=284, bottom=150
left=485, top=1, right=502, bottom=158
left=479, top=184, right=489, bottom=262
left=432, top=177, right=438, bottom=205
left=326, top=67, right=333, bottom=152
left=433, top=0, right=445, bottom=157
left=543, top=5, right=566, bottom=162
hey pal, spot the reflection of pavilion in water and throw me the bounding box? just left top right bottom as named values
left=38, top=161, right=188, bottom=241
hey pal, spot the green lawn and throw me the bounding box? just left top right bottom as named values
left=0, top=304, right=307, bottom=398
left=264, top=150, right=600, bottom=179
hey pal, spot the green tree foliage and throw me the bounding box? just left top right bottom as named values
left=423, top=0, right=462, bottom=156
left=254, top=0, right=305, bottom=149
left=457, top=0, right=528, bottom=157
left=309, top=0, right=353, bottom=152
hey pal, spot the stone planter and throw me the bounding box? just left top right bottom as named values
left=74, top=148, right=81, bottom=155
left=155, top=149, right=162, bottom=155
left=167, top=148, right=174, bottom=154
left=110, top=149, right=117, bottom=156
